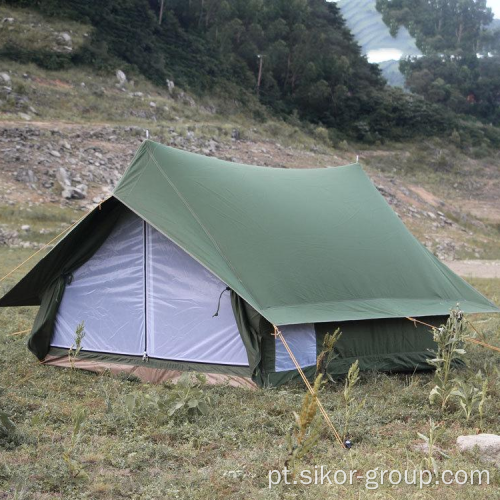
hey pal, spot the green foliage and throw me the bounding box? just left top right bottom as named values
left=68, top=321, right=85, bottom=369
left=2, top=0, right=486, bottom=143
left=452, top=370, right=489, bottom=424
left=100, top=372, right=210, bottom=428
left=378, top=0, right=500, bottom=126
left=341, top=360, right=365, bottom=441
left=428, top=307, right=471, bottom=410
left=286, top=374, right=323, bottom=474
left=417, top=419, right=448, bottom=477
left=0, top=410, right=16, bottom=439
left=377, top=0, right=494, bottom=54
left=62, top=408, right=88, bottom=480
left=400, top=54, right=500, bottom=126
left=0, top=409, right=23, bottom=449
left=158, top=373, right=210, bottom=418
left=315, top=328, right=341, bottom=379
left=450, top=129, right=462, bottom=147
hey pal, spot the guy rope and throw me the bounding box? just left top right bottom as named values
left=0, top=198, right=109, bottom=285
left=273, top=325, right=346, bottom=449
left=406, top=316, right=500, bottom=354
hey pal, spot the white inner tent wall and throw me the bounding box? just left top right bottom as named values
left=146, top=224, right=249, bottom=365
left=274, top=324, right=317, bottom=372
left=51, top=211, right=249, bottom=366
left=52, top=212, right=146, bottom=355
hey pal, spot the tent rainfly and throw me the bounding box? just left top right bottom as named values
left=1, top=140, right=498, bottom=388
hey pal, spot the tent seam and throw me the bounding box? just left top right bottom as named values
left=274, top=350, right=433, bottom=371
left=126, top=142, right=153, bottom=198
left=112, top=139, right=151, bottom=198
left=262, top=296, right=498, bottom=310
left=145, top=144, right=263, bottom=310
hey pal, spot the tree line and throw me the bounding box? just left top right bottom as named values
left=377, top=0, right=500, bottom=126
left=3, top=0, right=500, bottom=146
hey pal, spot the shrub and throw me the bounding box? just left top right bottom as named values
left=428, top=307, right=471, bottom=410
left=285, top=374, right=323, bottom=475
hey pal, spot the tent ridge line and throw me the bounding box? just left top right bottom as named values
left=124, top=141, right=155, bottom=198
left=144, top=145, right=264, bottom=311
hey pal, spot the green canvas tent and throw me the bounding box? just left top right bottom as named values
left=1, top=140, right=498, bottom=387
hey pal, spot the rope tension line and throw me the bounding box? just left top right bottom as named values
left=273, top=325, right=346, bottom=449
left=406, top=316, right=500, bottom=354
left=0, top=198, right=110, bottom=285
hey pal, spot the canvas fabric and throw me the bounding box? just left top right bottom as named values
left=110, top=140, right=498, bottom=325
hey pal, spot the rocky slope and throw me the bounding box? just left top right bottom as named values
left=1, top=119, right=499, bottom=265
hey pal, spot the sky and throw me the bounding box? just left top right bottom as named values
left=330, top=0, right=500, bottom=18
left=490, top=0, right=500, bottom=18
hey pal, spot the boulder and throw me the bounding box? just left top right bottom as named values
left=178, top=91, right=195, bottom=107
left=50, top=150, right=61, bottom=158
left=457, top=434, right=500, bottom=466
left=73, top=182, right=89, bottom=199
left=57, top=32, right=72, bottom=46
left=74, top=183, right=88, bottom=199
left=116, top=70, right=127, bottom=86
left=56, top=167, right=71, bottom=187
left=61, top=188, right=74, bottom=199
left=0, top=72, right=11, bottom=85
left=15, top=169, right=37, bottom=184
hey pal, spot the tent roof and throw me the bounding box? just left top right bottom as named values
left=112, top=140, right=498, bottom=324
left=1, top=140, right=498, bottom=323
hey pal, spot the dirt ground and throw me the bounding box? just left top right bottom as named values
left=444, top=260, right=500, bottom=279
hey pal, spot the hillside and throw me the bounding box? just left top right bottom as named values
left=0, top=58, right=499, bottom=265
left=0, top=5, right=498, bottom=261
left=3, top=1, right=500, bottom=146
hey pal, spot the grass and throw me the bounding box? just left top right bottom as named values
left=0, top=243, right=499, bottom=499
left=0, top=5, right=91, bottom=54
left=0, top=59, right=333, bottom=154
left=0, top=205, right=82, bottom=250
